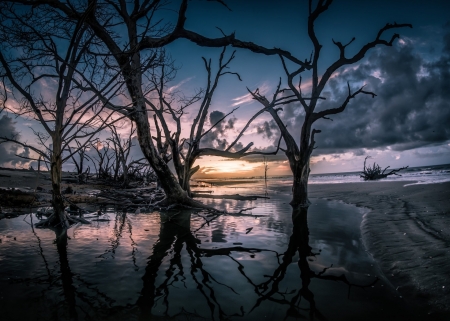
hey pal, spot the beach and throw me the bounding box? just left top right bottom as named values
left=309, top=181, right=450, bottom=315
left=0, top=167, right=449, bottom=319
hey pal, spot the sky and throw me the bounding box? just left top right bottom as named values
left=1, top=0, right=450, bottom=178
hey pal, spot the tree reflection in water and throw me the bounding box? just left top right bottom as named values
left=250, top=206, right=378, bottom=319
left=6, top=206, right=380, bottom=320
left=137, top=207, right=378, bottom=320
left=54, top=228, right=78, bottom=321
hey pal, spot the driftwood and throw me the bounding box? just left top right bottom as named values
left=96, top=187, right=165, bottom=209
left=35, top=211, right=91, bottom=228
left=360, top=156, right=408, bottom=181
left=192, top=193, right=269, bottom=201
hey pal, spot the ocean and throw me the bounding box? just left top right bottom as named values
left=308, top=162, right=450, bottom=185
left=198, top=163, right=450, bottom=187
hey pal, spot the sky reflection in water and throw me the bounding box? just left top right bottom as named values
left=0, top=182, right=423, bottom=320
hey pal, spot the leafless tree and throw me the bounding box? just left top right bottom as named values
left=68, top=140, right=91, bottom=183
left=9, top=0, right=306, bottom=208
left=263, top=156, right=269, bottom=181
left=107, top=121, right=146, bottom=187
left=248, top=0, right=412, bottom=206
left=91, top=140, right=114, bottom=179
left=148, top=48, right=282, bottom=197
left=0, top=3, right=125, bottom=228
left=263, top=156, right=269, bottom=196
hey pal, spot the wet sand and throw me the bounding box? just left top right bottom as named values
left=308, top=181, right=450, bottom=316
left=1, top=168, right=449, bottom=316
left=0, top=168, right=109, bottom=213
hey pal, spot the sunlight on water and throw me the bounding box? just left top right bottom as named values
left=0, top=186, right=426, bottom=320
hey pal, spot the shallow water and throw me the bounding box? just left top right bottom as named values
left=0, top=185, right=427, bottom=320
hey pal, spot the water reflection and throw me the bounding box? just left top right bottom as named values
left=134, top=206, right=381, bottom=320
left=55, top=228, right=78, bottom=321
left=138, top=210, right=278, bottom=320
left=0, top=198, right=425, bottom=320
left=252, top=206, right=380, bottom=319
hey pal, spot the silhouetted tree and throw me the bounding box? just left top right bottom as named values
left=149, top=48, right=281, bottom=197
left=9, top=0, right=303, bottom=208
left=91, top=140, right=114, bottom=179
left=107, top=121, right=146, bottom=187
left=68, top=140, right=91, bottom=183
left=248, top=0, right=412, bottom=206
left=0, top=3, right=124, bottom=227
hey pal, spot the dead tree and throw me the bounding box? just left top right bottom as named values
left=360, top=156, right=408, bottom=181
left=148, top=48, right=282, bottom=197
left=0, top=4, right=124, bottom=228
left=107, top=121, right=146, bottom=187
left=263, top=156, right=269, bottom=181
left=248, top=0, right=411, bottom=206
left=15, top=0, right=309, bottom=207
left=68, top=140, right=91, bottom=183
left=263, top=156, right=269, bottom=196
left=91, top=140, right=114, bottom=179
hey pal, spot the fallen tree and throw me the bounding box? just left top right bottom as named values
left=360, top=156, right=409, bottom=180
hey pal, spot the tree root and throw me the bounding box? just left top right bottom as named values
left=35, top=211, right=91, bottom=228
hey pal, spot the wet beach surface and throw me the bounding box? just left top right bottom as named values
left=309, top=181, right=450, bottom=317
left=1, top=181, right=446, bottom=320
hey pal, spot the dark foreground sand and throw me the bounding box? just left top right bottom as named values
left=309, top=181, right=450, bottom=316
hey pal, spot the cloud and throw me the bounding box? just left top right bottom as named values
left=412, top=144, right=450, bottom=159
left=231, top=81, right=271, bottom=107
left=200, top=110, right=238, bottom=150
left=231, top=92, right=254, bottom=107
left=279, top=30, right=450, bottom=156
left=0, top=114, right=32, bottom=167
left=256, top=119, right=278, bottom=139
left=167, top=76, right=194, bottom=93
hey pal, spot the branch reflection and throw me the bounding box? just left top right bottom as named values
left=10, top=205, right=378, bottom=320
left=137, top=206, right=378, bottom=320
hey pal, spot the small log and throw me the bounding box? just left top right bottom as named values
left=192, top=193, right=269, bottom=201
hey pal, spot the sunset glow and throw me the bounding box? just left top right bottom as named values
left=196, top=157, right=262, bottom=177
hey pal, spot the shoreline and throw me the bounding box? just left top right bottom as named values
left=309, top=181, right=450, bottom=317
left=1, top=168, right=449, bottom=316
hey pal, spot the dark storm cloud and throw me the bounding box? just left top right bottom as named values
left=279, top=32, right=450, bottom=155
left=201, top=110, right=238, bottom=149
left=256, top=119, right=279, bottom=139
left=0, top=114, right=31, bottom=167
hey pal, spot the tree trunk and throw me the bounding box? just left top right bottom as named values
left=179, top=165, right=196, bottom=198
left=289, top=157, right=311, bottom=207
left=50, top=138, right=68, bottom=228
left=133, top=110, right=190, bottom=204
left=180, top=175, right=192, bottom=197
left=121, top=158, right=129, bottom=187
